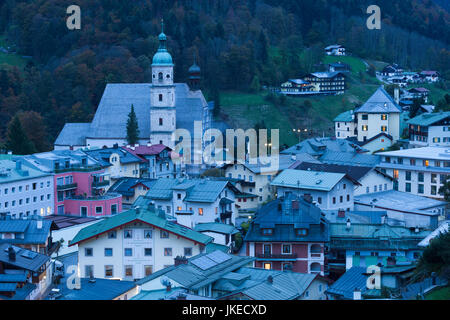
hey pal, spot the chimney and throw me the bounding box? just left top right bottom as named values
left=338, top=209, right=345, bottom=218
left=166, top=282, right=172, bottom=292
left=8, top=247, right=16, bottom=262
left=267, top=275, right=273, bottom=284
left=37, top=218, right=43, bottom=229
left=394, top=88, right=400, bottom=105
left=303, top=194, right=312, bottom=203
left=16, top=160, right=22, bottom=171
left=174, top=256, right=188, bottom=266
left=353, top=288, right=362, bottom=300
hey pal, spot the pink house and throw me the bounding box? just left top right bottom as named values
left=22, top=150, right=122, bottom=217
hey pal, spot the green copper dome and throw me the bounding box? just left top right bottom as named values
left=152, top=20, right=173, bottom=66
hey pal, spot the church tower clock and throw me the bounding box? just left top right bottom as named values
left=150, top=20, right=176, bottom=149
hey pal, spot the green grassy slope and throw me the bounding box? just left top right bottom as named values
left=0, top=36, right=28, bottom=69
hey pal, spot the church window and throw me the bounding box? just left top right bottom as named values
left=166, top=74, right=170, bottom=79
left=158, top=72, right=163, bottom=80
left=159, top=118, right=163, bottom=126
left=159, top=94, right=163, bottom=101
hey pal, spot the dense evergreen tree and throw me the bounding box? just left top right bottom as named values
left=126, top=104, right=140, bottom=145
left=415, top=232, right=450, bottom=282
left=6, top=115, right=36, bottom=155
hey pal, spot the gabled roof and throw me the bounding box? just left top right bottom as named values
left=281, top=137, right=366, bottom=157
left=407, top=111, right=450, bottom=127
left=69, top=207, right=213, bottom=246
left=136, top=251, right=255, bottom=291
left=83, top=146, right=143, bottom=165
left=307, top=71, right=345, bottom=79
left=295, top=162, right=391, bottom=182
left=326, top=267, right=368, bottom=299
left=319, top=150, right=380, bottom=167
left=223, top=268, right=320, bottom=300
left=271, top=169, right=352, bottom=191
left=244, top=195, right=329, bottom=243
left=56, top=278, right=137, bottom=300
left=333, top=110, right=354, bottom=122
left=355, top=86, right=402, bottom=113
left=0, top=244, right=50, bottom=272
left=194, top=223, right=239, bottom=235
left=109, top=177, right=157, bottom=197
left=359, top=133, right=393, bottom=146
left=0, top=219, right=55, bottom=245
left=145, top=178, right=233, bottom=203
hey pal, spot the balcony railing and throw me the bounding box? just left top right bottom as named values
left=92, top=180, right=110, bottom=188
left=256, top=253, right=298, bottom=260
left=56, top=183, right=78, bottom=191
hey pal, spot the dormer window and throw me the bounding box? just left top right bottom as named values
left=261, top=228, right=273, bottom=236
left=296, top=228, right=308, bottom=237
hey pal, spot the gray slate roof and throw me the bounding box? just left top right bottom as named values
left=355, top=86, right=402, bottom=114
left=56, top=278, right=136, bottom=300
left=0, top=244, right=50, bottom=272
left=55, top=83, right=208, bottom=146
left=326, top=266, right=368, bottom=299
left=244, top=194, right=329, bottom=243
left=0, top=219, right=54, bottom=245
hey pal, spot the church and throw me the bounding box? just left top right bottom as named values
left=54, top=22, right=212, bottom=151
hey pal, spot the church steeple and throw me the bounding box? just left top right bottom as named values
left=152, top=19, right=173, bottom=68
left=188, top=53, right=201, bottom=91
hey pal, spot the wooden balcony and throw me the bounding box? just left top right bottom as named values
left=256, top=253, right=298, bottom=260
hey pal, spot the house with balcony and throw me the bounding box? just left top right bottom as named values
left=0, top=215, right=59, bottom=255
left=137, top=178, right=239, bottom=228
left=108, top=177, right=157, bottom=207
left=327, top=212, right=430, bottom=273
left=83, top=145, right=145, bottom=184
left=407, top=112, right=450, bottom=148
left=69, top=206, right=214, bottom=279
left=223, top=153, right=320, bottom=212
left=0, top=159, right=54, bottom=218
left=420, top=71, right=440, bottom=83
left=244, top=194, right=329, bottom=275
left=271, top=169, right=359, bottom=211
left=0, top=243, right=53, bottom=300
left=280, top=79, right=315, bottom=96
left=377, top=146, right=450, bottom=200
left=20, top=150, right=122, bottom=217
left=303, top=72, right=346, bottom=95
left=122, top=144, right=181, bottom=179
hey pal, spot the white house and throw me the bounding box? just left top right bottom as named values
left=136, top=178, right=239, bottom=228
left=325, top=45, right=346, bottom=56
left=271, top=169, right=358, bottom=211
left=377, top=146, right=450, bottom=200
left=295, top=162, right=393, bottom=196
left=407, top=112, right=450, bottom=148
left=0, top=159, right=54, bottom=218
left=69, top=207, right=213, bottom=280
left=334, top=110, right=357, bottom=139
left=355, top=86, right=402, bottom=143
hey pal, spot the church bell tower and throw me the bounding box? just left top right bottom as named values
left=150, top=20, right=176, bottom=149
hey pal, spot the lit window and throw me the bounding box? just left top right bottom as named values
left=264, top=263, right=271, bottom=270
